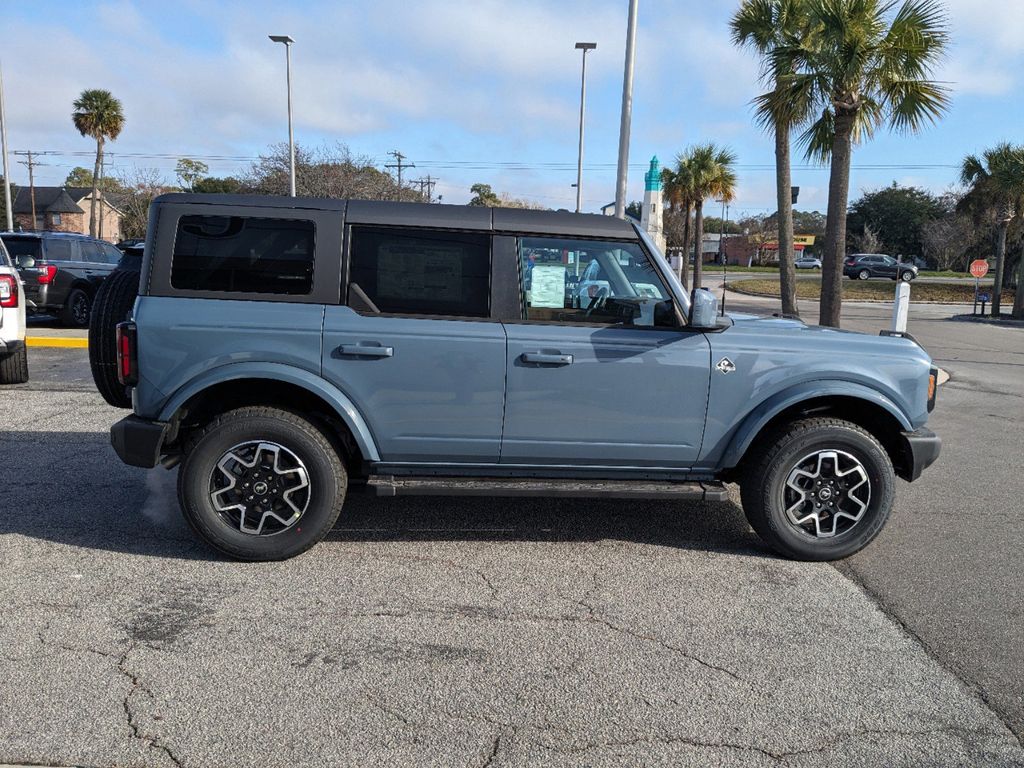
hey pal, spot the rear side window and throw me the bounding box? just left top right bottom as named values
left=44, top=238, right=75, bottom=261
left=80, top=241, right=104, bottom=263
left=0, top=242, right=10, bottom=267
left=348, top=226, right=490, bottom=317
left=171, top=215, right=315, bottom=295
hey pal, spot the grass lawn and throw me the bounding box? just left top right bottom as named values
left=730, top=278, right=1015, bottom=304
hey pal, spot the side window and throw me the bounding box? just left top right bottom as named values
left=171, top=215, right=315, bottom=295
left=43, top=238, right=74, bottom=261
left=518, top=236, right=671, bottom=327
left=347, top=226, right=490, bottom=318
left=80, top=241, right=104, bottom=263
left=103, top=243, right=124, bottom=264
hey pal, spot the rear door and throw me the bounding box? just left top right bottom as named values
left=500, top=235, right=711, bottom=467
left=321, top=224, right=507, bottom=464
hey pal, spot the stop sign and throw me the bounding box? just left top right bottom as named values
left=970, top=260, right=990, bottom=278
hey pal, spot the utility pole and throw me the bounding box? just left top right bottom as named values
left=269, top=35, right=297, bottom=197
left=98, top=152, right=106, bottom=241
left=15, top=151, right=45, bottom=231
left=411, top=175, right=437, bottom=203
left=0, top=63, right=12, bottom=231
left=385, top=150, right=414, bottom=200
left=614, top=0, right=639, bottom=219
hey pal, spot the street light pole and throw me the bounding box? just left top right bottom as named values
left=614, top=0, right=639, bottom=219
left=574, top=42, right=596, bottom=214
left=0, top=63, right=12, bottom=231
left=269, top=35, right=296, bottom=197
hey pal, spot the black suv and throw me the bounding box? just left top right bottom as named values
left=843, top=254, right=919, bottom=282
left=0, top=231, right=123, bottom=327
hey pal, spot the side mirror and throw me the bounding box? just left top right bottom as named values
left=16, top=256, right=35, bottom=269
left=690, top=288, right=719, bottom=329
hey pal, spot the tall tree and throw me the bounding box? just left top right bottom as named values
left=468, top=183, right=500, bottom=207
left=959, top=143, right=1024, bottom=318
left=663, top=159, right=696, bottom=288
left=731, top=0, right=811, bottom=318
left=680, top=144, right=738, bottom=291
left=780, top=0, right=950, bottom=327
left=71, top=89, right=125, bottom=239
left=175, top=158, right=210, bottom=192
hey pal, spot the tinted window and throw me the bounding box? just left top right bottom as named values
left=1, top=237, right=41, bottom=261
left=80, top=241, right=104, bottom=263
left=103, top=243, right=124, bottom=264
left=44, top=238, right=75, bottom=261
left=171, top=215, right=315, bottom=295
left=518, top=237, right=670, bottom=326
left=0, top=242, right=10, bottom=267
left=348, top=227, right=490, bottom=317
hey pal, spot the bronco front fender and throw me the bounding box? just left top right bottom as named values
left=716, top=380, right=913, bottom=470
left=157, top=361, right=381, bottom=463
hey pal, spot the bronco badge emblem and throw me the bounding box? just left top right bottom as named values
left=716, top=358, right=736, bottom=375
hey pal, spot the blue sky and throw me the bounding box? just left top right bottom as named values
left=3, top=0, right=1022, bottom=215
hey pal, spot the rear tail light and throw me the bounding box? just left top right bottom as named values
left=37, top=264, right=58, bottom=285
left=927, top=367, right=938, bottom=412
left=116, top=321, right=139, bottom=387
left=0, top=275, right=16, bottom=308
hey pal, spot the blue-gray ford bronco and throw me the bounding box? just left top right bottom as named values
left=107, top=194, right=940, bottom=562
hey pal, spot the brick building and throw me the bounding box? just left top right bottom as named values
left=12, top=186, right=122, bottom=242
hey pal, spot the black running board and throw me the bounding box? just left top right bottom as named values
left=367, top=476, right=729, bottom=502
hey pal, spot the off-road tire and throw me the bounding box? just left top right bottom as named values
left=62, top=287, right=93, bottom=328
left=740, top=417, right=895, bottom=561
left=89, top=270, right=139, bottom=408
left=0, top=345, right=29, bottom=385
left=177, top=407, right=347, bottom=561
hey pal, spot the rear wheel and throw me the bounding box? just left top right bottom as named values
left=89, top=270, right=140, bottom=408
left=0, top=345, right=29, bottom=384
left=858, top=270, right=870, bottom=281
left=62, top=287, right=93, bottom=328
left=740, top=418, right=895, bottom=561
left=177, top=407, right=347, bottom=561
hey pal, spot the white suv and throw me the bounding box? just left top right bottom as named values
left=0, top=238, right=28, bottom=384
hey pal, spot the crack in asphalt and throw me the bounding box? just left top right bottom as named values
left=116, top=643, right=184, bottom=768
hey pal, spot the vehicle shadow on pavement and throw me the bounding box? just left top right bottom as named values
left=328, top=491, right=773, bottom=560
left=0, top=431, right=771, bottom=561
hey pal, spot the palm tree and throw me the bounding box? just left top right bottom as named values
left=780, top=0, right=950, bottom=327
left=959, top=143, right=1024, bottom=318
left=731, top=0, right=812, bottom=319
left=662, top=162, right=695, bottom=288
left=682, top=144, right=738, bottom=290
left=72, top=89, right=125, bottom=238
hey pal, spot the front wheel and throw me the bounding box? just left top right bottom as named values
left=901, top=271, right=916, bottom=282
left=740, top=418, right=895, bottom=561
left=177, top=407, right=347, bottom=561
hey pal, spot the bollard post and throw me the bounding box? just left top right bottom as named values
left=891, top=280, right=910, bottom=333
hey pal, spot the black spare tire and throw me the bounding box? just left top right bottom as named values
left=89, top=268, right=140, bottom=408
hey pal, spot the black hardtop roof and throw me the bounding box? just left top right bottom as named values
left=152, top=194, right=639, bottom=239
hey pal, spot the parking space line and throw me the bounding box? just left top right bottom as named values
left=26, top=337, right=89, bottom=349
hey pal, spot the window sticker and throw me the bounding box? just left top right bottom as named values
left=529, top=265, right=566, bottom=308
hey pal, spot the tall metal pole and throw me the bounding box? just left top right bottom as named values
left=270, top=35, right=297, bottom=197
left=285, top=42, right=295, bottom=197
left=0, top=64, right=12, bottom=231
left=574, top=43, right=596, bottom=214
left=614, top=0, right=639, bottom=219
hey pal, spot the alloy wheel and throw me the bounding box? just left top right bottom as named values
left=209, top=441, right=310, bottom=535
left=781, top=450, right=871, bottom=539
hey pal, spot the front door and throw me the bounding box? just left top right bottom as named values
left=500, top=236, right=711, bottom=467
left=322, top=225, right=506, bottom=464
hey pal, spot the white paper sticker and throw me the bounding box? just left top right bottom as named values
left=529, top=265, right=566, bottom=308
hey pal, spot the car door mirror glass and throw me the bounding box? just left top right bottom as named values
left=690, top=288, right=718, bottom=329
left=16, top=255, right=35, bottom=269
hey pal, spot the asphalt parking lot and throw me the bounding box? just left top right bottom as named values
left=2, top=300, right=1023, bottom=767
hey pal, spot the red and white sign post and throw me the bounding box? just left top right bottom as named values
left=970, top=260, right=990, bottom=315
